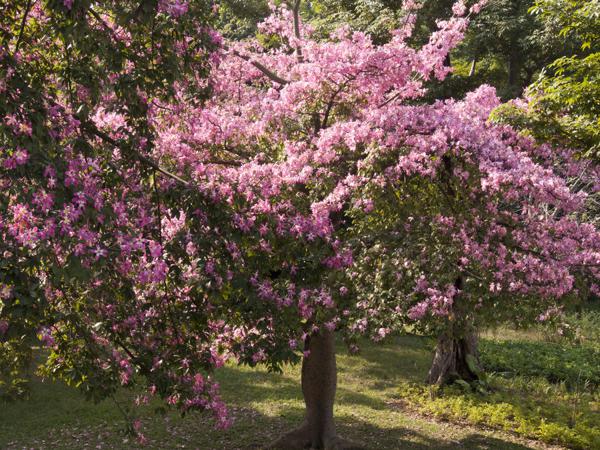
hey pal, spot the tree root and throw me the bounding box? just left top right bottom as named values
left=266, top=424, right=311, bottom=449
left=266, top=425, right=365, bottom=450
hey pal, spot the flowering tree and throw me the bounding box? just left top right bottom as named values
left=2, top=1, right=600, bottom=449
left=0, top=0, right=220, bottom=408
left=150, top=0, right=598, bottom=444
left=344, top=85, right=600, bottom=384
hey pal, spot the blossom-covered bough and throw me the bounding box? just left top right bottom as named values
left=0, top=0, right=230, bottom=420
left=1, top=0, right=599, bottom=448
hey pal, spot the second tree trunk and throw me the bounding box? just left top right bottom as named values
left=426, top=327, right=480, bottom=385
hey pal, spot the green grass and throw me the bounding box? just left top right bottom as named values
left=0, top=334, right=592, bottom=449
left=479, top=339, right=600, bottom=388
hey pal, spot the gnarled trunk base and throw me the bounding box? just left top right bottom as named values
left=269, top=426, right=361, bottom=450
left=268, top=330, right=364, bottom=450
left=426, top=329, right=480, bottom=385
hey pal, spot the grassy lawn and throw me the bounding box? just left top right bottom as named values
left=1, top=334, right=595, bottom=449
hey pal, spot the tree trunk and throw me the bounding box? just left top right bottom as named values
left=268, top=329, right=363, bottom=450
left=426, top=276, right=482, bottom=386
left=507, top=48, right=523, bottom=98
left=426, top=327, right=480, bottom=385
left=468, top=59, right=477, bottom=77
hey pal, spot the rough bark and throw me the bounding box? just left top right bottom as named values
left=426, top=327, right=481, bottom=385
left=426, top=276, right=482, bottom=386
left=268, top=330, right=363, bottom=450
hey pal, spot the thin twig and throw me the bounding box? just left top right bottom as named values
left=378, top=92, right=401, bottom=108
left=14, top=0, right=33, bottom=55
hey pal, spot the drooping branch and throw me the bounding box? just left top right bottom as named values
left=14, top=0, right=33, bottom=55
left=232, top=50, right=289, bottom=85
left=5, top=60, right=190, bottom=187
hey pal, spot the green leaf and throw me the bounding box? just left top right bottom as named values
left=466, top=354, right=483, bottom=378
left=454, top=379, right=471, bottom=391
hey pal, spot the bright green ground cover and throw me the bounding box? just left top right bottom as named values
left=0, top=334, right=596, bottom=449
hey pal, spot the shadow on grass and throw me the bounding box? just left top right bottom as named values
left=217, top=365, right=386, bottom=411
left=183, top=404, right=537, bottom=450
left=340, top=335, right=435, bottom=384
left=210, top=361, right=538, bottom=450
left=1, top=338, right=542, bottom=450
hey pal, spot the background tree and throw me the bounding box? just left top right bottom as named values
left=491, top=0, right=600, bottom=318
left=309, top=0, right=570, bottom=100
left=0, top=0, right=218, bottom=409
left=304, top=0, right=594, bottom=384
left=344, top=85, right=600, bottom=384
left=446, top=0, right=566, bottom=98
left=493, top=0, right=600, bottom=159
left=309, top=0, right=409, bottom=43
left=215, top=0, right=271, bottom=39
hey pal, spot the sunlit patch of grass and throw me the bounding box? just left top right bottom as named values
left=392, top=335, right=600, bottom=450
left=392, top=374, right=600, bottom=450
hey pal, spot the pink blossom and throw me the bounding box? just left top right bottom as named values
left=158, top=0, right=189, bottom=18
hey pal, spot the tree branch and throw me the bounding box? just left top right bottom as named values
left=292, top=0, right=304, bottom=62
left=232, top=50, right=289, bottom=85
left=88, top=7, right=119, bottom=40
left=221, top=144, right=254, bottom=160
left=5, top=57, right=191, bottom=187
left=14, top=0, right=33, bottom=55
left=321, top=77, right=354, bottom=129
left=80, top=122, right=192, bottom=187
left=292, top=0, right=302, bottom=40
left=378, top=92, right=401, bottom=108
left=204, top=158, right=242, bottom=166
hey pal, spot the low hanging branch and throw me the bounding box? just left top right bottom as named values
left=80, top=121, right=192, bottom=187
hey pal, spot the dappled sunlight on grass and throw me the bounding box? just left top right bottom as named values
left=0, top=334, right=574, bottom=449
